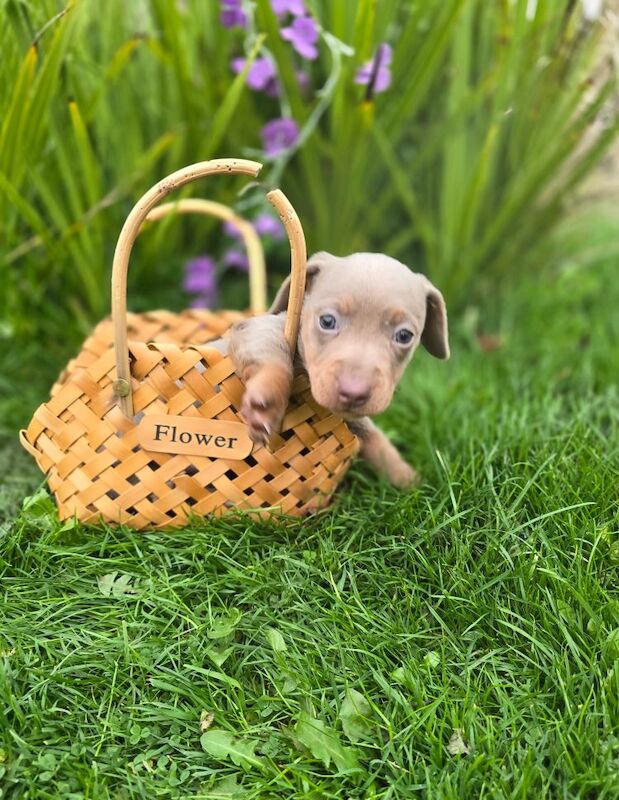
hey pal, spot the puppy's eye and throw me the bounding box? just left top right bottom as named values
left=394, top=329, right=414, bottom=345
left=319, top=314, right=338, bottom=331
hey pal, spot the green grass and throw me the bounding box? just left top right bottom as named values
left=1, top=244, right=618, bottom=798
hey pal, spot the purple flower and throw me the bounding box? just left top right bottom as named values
left=271, top=0, right=306, bottom=16
left=355, top=43, right=392, bottom=94
left=254, top=213, right=285, bottom=239
left=261, top=117, right=300, bottom=157
left=223, top=219, right=243, bottom=238
left=220, top=0, right=246, bottom=28
left=190, top=294, right=218, bottom=309
left=231, top=57, right=309, bottom=96
left=281, top=16, right=319, bottom=60
left=296, top=70, right=310, bottom=92
left=183, top=256, right=217, bottom=295
left=232, top=56, right=279, bottom=96
left=224, top=248, right=249, bottom=271
left=225, top=213, right=284, bottom=240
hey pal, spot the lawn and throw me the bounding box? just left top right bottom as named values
left=1, top=242, right=618, bottom=799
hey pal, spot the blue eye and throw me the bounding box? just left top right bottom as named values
left=394, top=329, right=414, bottom=345
left=319, top=314, right=338, bottom=331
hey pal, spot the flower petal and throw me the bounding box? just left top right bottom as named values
left=260, top=117, right=300, bottom=156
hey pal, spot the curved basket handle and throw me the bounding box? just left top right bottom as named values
left=144, top=199, right=267, bottom=315
left=111, top=158, right=307, bottom=417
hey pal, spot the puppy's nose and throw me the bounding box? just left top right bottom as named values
left=337, top=375, right=371, bottom=408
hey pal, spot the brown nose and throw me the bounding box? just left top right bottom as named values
left=337, top=375, right=371, bottom=408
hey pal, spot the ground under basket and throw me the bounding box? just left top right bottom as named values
left=20, top=159, right=359, bottom=528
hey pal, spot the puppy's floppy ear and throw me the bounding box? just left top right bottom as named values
left=421, top=279, right=450, bottom=359
left=268, top=251, right=331, bottom=314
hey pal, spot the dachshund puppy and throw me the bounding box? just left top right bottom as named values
left=227, top=252, right=449, bottom=488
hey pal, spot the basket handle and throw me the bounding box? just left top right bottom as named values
left=111, top=158, right=307, bottom=417
left=144, top=199, right=268, bottom=315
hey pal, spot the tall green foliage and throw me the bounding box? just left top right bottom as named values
left=0, top=0, right=616, bottom=336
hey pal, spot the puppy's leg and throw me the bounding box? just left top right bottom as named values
left=349, top=418, right=420, bottom=489
left=227, top=315, right=292, bottom=446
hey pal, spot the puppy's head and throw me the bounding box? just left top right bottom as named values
left=270, top=251, right=449, bottom=417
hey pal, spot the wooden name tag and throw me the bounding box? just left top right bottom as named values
left=140, top=415, right=253, bottom=460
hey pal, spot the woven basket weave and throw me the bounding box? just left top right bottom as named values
left=20, top=159, right=359, bottom=528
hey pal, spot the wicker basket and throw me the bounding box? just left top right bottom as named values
left=20, top=159, right=359, bottom=528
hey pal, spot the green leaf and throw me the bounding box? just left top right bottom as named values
left=294, top=712, right=360, bottom=773
left=265, top=627, right=287, bottom=652
left=22, top=487, right=55, bottom=517
left=0, top=45, right=36, bottom=181
left=339, top=689, right=373, bottom=743
left=20, top=487, right=58, bottom=531
left=391, top=666, right=410, bottom=686
left=208, top=775, right=246, bottom=798
left=207, top=645, right=235, bottom=667
left=556, top=599, right=576, bottom=626
left=207, top=609, right=242, bottom=640
left=603, top=628, right=619, bottom=662
left=274, top=670, right=297, bottom=694
left=97, top=572, right=139, bottom=598
left=37, top=752, right=57, bottom=771
left=423, top=651, right=441, bottom=669
left=447, top=728, right=470, bottom=756
left=69, top=100, right=102, bottom=208
left=200, top=730, right=264, bottom=771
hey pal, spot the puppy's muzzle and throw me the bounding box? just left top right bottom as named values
left=336, top=374, right=371, bottom=410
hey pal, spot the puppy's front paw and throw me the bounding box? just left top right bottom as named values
left=387, top=459, right=421, bottom=490
left=241, top=367, right=291, bottom=447
left=241, top=387, right=282, bottom=446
